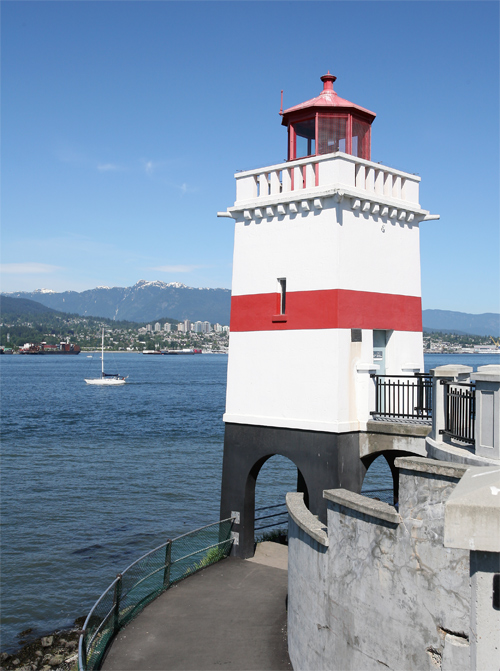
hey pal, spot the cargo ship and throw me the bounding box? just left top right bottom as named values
left=19, top=342, right=81, bottom=355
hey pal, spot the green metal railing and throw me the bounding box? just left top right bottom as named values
left=78, top=518, right=234, bottom=671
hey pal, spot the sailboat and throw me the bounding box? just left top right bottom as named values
left=84, top=329, right=127, bottom=386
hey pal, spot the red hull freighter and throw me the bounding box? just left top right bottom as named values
left=19, top=342, right=81, bottom=355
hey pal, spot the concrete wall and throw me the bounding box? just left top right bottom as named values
left=287, top=457, right=473, bottom=671
left=287, top=495, right=330, bottom=671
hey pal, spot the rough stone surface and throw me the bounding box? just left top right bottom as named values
left=287, top=517, right=330, bottom=671
left=323, top=488, right=401, bottom=524
left=288, top=459, right=471, bottom=671
left=286, top=492, right=328, bottom=545
left=442, top=633, right=470, bottom=671
left=396, top=455, right=469, bottom=478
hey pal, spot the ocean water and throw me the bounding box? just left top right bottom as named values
left=0, top=352, right=497, bottom=651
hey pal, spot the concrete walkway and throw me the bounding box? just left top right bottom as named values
left=102, top=543, right=291, bottom=671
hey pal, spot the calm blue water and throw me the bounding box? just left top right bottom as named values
left=0, top=352, right=497, bottom=651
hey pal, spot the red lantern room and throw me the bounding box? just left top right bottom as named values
left=281, top=72, right=376, bottom=161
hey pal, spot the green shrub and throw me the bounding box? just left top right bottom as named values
left=255, top=528, right=288, bottom=545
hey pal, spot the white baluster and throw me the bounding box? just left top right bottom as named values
left=282, top=168, right=292, bottom=193
left=366, top=167, right=375, bottom=192
left=269, top=171, right=281, bottom=195
left=355, top=164, right=365, bottom=189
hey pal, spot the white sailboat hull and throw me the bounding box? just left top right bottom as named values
left=85, top=328, right=127, bottom=385
left=84, top=377, right=126, bottom=386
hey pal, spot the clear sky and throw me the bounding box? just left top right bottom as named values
left=2, top=1, right=499, bottom=314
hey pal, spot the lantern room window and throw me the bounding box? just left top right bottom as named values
left=352, top=119, right=371, bottom=159
left=318, top=116, right=347, bottom=154
left=294, top=119, right=315, bottom=158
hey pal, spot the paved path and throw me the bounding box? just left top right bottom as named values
left=102, top=543, right=291, bottom=671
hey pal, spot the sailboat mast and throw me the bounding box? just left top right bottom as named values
left=101, top=328, right=104, bottom=377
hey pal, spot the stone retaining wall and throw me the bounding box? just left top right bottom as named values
left=287, top=457, right=473, bottom=671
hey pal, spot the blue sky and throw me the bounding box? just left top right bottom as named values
left=2, top=1, right=499, bottom=314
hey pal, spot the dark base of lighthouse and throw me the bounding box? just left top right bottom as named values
left=220, top=422, right=365, bottom=558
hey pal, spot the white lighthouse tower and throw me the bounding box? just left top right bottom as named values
left=219, top=73, right=437, bottom=557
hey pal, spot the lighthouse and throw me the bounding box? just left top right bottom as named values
left=218, top=73, right=438, bottom=557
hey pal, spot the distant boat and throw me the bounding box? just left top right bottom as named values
left=84, top=329, right=127, bottom=386
left=19, top=341, right=81, bottom=355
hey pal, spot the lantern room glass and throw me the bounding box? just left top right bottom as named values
left=318, top=116, right=347, bottom=154
left=289, top=113, right=370, bottom=161
left=294, top=119, right=316, bottom=158
left=352, top=119, right=370, bottom=159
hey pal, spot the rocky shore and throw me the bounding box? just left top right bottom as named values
left=0, top=619, right=84, bottom=671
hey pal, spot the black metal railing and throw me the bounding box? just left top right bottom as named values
left=440, top=380, right=476, bottom=445
left=370, top=373, right=432, bottom=420
left=254, top=503, right=288, bottom=534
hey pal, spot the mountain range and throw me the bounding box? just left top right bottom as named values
left=2, top=282, right=499, bottom=336
left=421, top=310, right=500, bottom=337
left=4, top=280, right=231, bottom=325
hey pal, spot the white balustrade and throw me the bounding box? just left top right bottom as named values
left=234, top=154, right=420, bottom=206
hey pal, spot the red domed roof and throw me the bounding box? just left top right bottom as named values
left=281, top=72, right=376, bottom=124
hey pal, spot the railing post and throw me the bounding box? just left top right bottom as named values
left=163, top=540, right=172, bottom=588
left=429, top=365, right=472, bottom=445
left=472, top=365, right=500, bottom=461
left=78, top=632, right=87, bottom=671
left=112, top=574, right=122, bottom=634
left=416, top=375, right=424, bottom=416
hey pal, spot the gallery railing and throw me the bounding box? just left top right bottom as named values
left=370, top=373, right=432, bottom=420
left=440, top=380, right=476, bottom=445
left=78, top=517, right=234, bottom=671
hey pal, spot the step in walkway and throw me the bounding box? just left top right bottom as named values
left=102, top=542, right=291, bottom=671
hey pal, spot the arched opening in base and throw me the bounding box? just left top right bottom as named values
left=361, top=453, right=396, bottom=506
left=253, top=455, right=309, bottom=544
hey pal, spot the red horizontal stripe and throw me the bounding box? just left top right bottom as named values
left=230, top=289, right=422, bottom=332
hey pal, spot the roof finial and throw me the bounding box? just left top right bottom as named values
left=320, top=71, right=337, bottom=93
